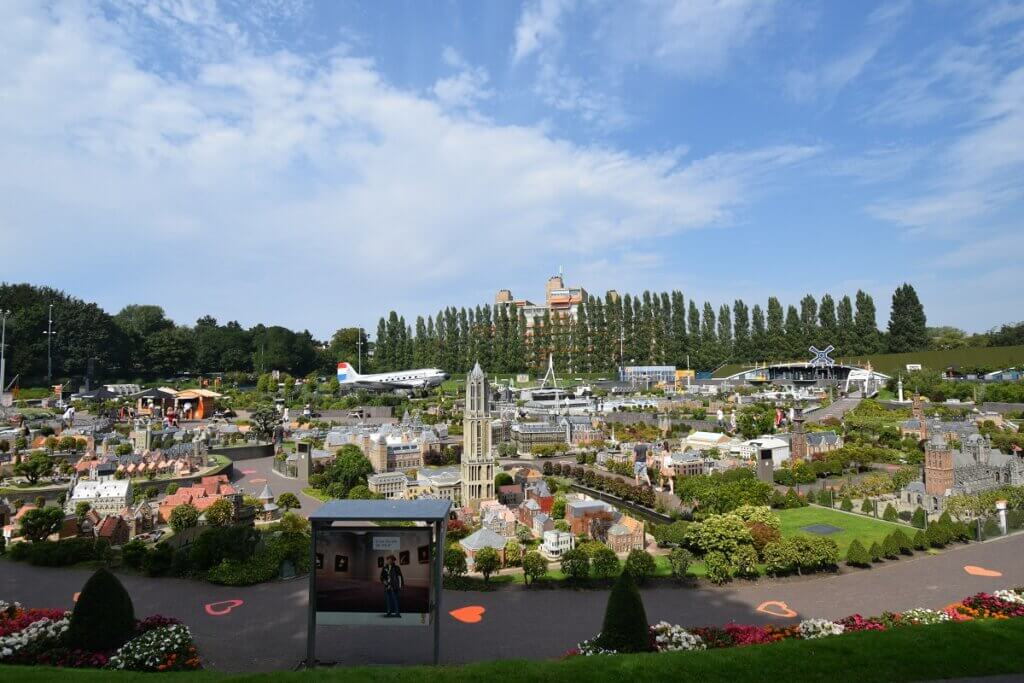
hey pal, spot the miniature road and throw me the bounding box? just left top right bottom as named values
left=2, top=532, right=1022, bottom=672
left=805, top=397, right=862, bottom=423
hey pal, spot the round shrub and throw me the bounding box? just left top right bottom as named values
left=846, top=539, right=871, bottom=567
left=747, top=521, right=781, bottom=557
left=591, top=547, right=621, bottom=580
left=68, top=568, right=136, bottom=651
left=763, top=539, right=798, bottom=576
left=731, top=544, right=759, bottom=579
left=623, top=549, right=657, bottom=584
left=560, top=548, right=590, bottom=582
left=668, top=547, right=693, bottom=580
left=596, top=571, right=650, bottom=653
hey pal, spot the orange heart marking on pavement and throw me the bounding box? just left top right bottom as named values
left=964, top=565, right=1002, bottom=577
left=450, top=605, right=485, bottom=624
left=757, top=600, right=798, bottom=618
left=205, top=600, right=244, bottom=616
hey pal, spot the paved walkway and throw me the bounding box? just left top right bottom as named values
left=2, top=531, right=1021, bottom=672
left=805, top=396, right=862, bottom=423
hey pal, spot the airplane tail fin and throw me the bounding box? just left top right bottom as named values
left=337, top=362, right=360, bottom=383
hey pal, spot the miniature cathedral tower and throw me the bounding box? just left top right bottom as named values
left=460, top=362, right=495, bottom=508
left=790, top=405, right=807, bottom=462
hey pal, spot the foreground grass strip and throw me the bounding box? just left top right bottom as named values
left=3, top=618, right=1024, bottom=682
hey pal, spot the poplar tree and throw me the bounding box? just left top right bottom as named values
left=733, top=300, right=750, bottom=362
left=670, top=291, right=687, bottom=365
left=751, top=304, right=767, bottom=361
left=854, top=290, right=880, bottom=355
left=766, top=297, right=785, bottom=361
left=717, top=303, right=732, bottom=362
left=800, top=294, right=819, bottom=348
left=837, top=296, right=855, bottom=357
left=701, top=302, right=717, bottom=368
left=687, top=301, right=701, bottom=367
left=785, top=305, right=803, bottom=359
left=818, top=294, right=837, bottom=346
left=887, top=283, right=928, bottom=353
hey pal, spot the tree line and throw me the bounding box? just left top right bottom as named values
left=371, top=284, right=932, bottom=374
left=3, top=280, right=1018, bottom=383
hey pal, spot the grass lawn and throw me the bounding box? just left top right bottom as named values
left=2, top=618, right=1023, bottom=682
left=777, top=506, right=913, bottom=554
left=302, top=487, right=330, bottom=502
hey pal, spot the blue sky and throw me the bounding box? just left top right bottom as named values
left=1, top=0, right=1022, bottom=338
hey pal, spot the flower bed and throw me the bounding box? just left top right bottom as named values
left=0, top=601, right=200, bottom=672
left=571, top=588, right=1024, bottom=656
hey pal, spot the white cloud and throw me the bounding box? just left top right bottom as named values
left=512, top=0, right=573, bottom=63
left=432, top=47, right=493, bottom=110
left=0, top=1, right=815, bottom=335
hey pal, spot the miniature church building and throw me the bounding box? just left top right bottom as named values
left=460, top=362, right=496, bottom=509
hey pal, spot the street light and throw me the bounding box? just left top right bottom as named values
left=42, top=304, right=54, bottom=383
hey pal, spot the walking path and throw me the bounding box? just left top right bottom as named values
left=2, top=530, right=1021, bottom=672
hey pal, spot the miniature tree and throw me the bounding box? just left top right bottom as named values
left=444, top=545, right=467, bottom=578
left=596, top=571, right=650, bottom=653
left=205, top=498, right=234, bottom=527
left=911, top=506, right=927, bottom=528
left=892, top=529, right=914, bottom=555
left=560, top=548, right=590, bottom=582
left=591, top=547, right=621, bottom=579
left=277, top=492, right=301, bottom=511
left=845, top=539, right=871, bottom=567
left=840, top=496, right=853, bottom=512
left=882, top=504, right=898, bottom=522
left=869, top=541, right=883, bottom=562
left=169, top=503, right=200, bottom=533
left=474, top=547, right=501, bottom=583
left=68, top=568, right=136, bottom=651
left=522, top=551, right=548, bottom=586
left=504, top=539, right=522, bottom=567
left=912, top=530, right=928, bottom=550
left=668, top=547, right=694, bottom=581
left=860, top=498, right=875, bottom=514
left=623, top=549, right=657, bottom=584
left=882, top=533, right=900, bottom=559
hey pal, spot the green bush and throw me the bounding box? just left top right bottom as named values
left=892, top=529, right=914, bottom=555
left=869, top=541, right=883, bottom=562
left=206, top=532, right=310, bottom=586
left=122, top=539, right=147, bottom=570
left=522, top=551, right=548, bottom=586
left=142, top=542, right=176, bottom=576
left=68, top=568, right=136, bottom=651
left=982, top=517, right=1002, bottom=539
left=846, top=539, right=871, bottom=567
left=861, top=498, right=875, bottom=514
left=7, top=538, right=99, bottom=567
left=883, top=504, right=898, bottom=522
left=623, top=549, right=657, bottom=584
left=731, top=544, right=760, bottom=579
left=763, top=540, right=798, bottom=576
left=667, top=547, right=693, bottom=580
left=882, top=533, right=900, bottom=559
left=926, top=522, right=948, bottom=548
left=911, top=506, right=927, bottom=528
left=913, top=529, right=928, bottom=550
left=560, top=548, right=590, bottom=582
left=591, top=547, right=621, bottom=579
left=764, top=536, right=839, bottom=576
left=444, top=546, right=468, bottom=578
left=704, top=550, right=734, bottom=585
left=189, top=525, right=259, bottom=571
left=840, top=497, right=853, bottom=512
left=596, top=571, right=650, bottom=653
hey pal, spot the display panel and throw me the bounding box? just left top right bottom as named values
left=313, top=526, right=434, bottom=626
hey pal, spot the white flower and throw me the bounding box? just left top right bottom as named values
left=994, top=589, right=1024, bottom=606
left=798, top=618, right=845, bottom=639
left=650, top=621, right=706, bottom=652
left=902, top=608, right=951, bottom=625
left=0, top=616, right=71, bottom=661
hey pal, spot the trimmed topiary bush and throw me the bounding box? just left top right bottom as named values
left=882, top=533, right=900, bottom=559
left=840, top=497, right=853, bottom=512
left=869, top=542, right=883, bottom=563
left=883, top=504, right=898, bottom=522
left=596, top=570, right=650, bottom=653
left=913, top=529, right=928, bottom=551
left=911, top=506, right=927, bottom=528
left=892, top=529, right=913, bottom=555
left=926, top=522, right=947, bottom=548
left=68, top=568, right=136, bottom=651
left=591, top=547, right=621, bottom=580
left=860, top=498, right=875, bottom=514
left=846, top=539, right=871, bottom=568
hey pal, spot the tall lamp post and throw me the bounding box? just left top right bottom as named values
left=43, top=304, right=54, bottom=383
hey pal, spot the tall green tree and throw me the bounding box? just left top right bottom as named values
left=766, top=297, right=785, bottom=360
left=700, top=302, right=718, bottom=368
left=887, top=283, right=929, bottom=353
left=799, top=294, right=819, bottom=348
left=818, top=294, right=837, bottom=346
left=785, top=305, right=804, bottom=359
left=717, top=303, right=732, bottom=362
left=687, top=301, right=701, bottom=368
left=733, top=300, right=750, bottom=362
left=750, top=304, right=767, bottom=361
left=854, top=290, right=881, bottom=355
left=837, top=295, right=855, bottom=357
left=670, top=290, right=687, bottom=366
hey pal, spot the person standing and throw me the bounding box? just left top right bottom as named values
left=380, top=555, right=404, bottom=618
